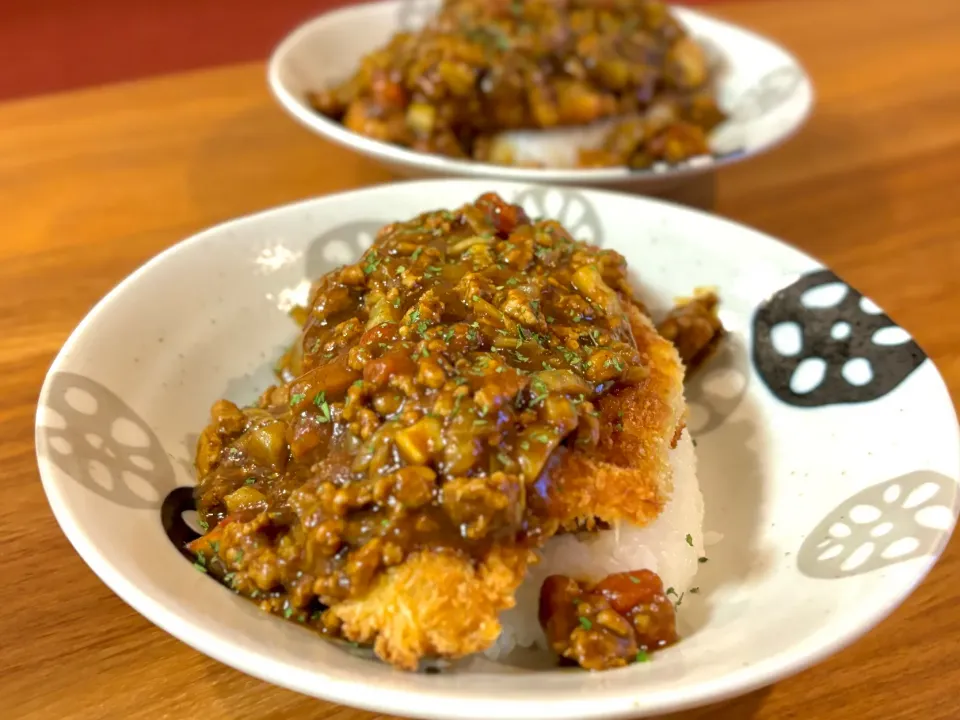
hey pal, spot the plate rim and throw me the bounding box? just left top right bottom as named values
left=34, top=178, right=960, bottom=720
left=265, top=0, right=816, bottom=185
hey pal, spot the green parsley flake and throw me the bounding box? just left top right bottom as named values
left=698, top=556, right=709, bottom=564
left=395, top=265, right=406, bottom=275
left=314, top=391, right=331, bottom=423
left=604, top=357, right=624, bottom=372
left=290, top=392, right=305, bottom=406
left=685, top=533, right=693, bottom=547
left=529, top=378, right=548, bottom=406
left=192, top=562, right=207, bottom=574
left=628, top=575, right=640, bottom=584
left=362, top=253, right=380, bottom=275
left=578, top=616, right=592, bottom=631
left=635, top=650, right=650, bottom=663
left=244, top=477, right=256, bottom=485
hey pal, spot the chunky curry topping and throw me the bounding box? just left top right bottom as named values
left=310, top=0, right=725, bottom=168
left=187, top=192, right=723, bottom=671
left=191, top=194, right=653, bottom=625
left=539, top=570, right=678, bottom=670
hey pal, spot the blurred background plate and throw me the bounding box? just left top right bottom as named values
left=267, top=0, right=813, bottom=192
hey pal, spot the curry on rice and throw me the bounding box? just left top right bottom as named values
left=187, top=192, right=722, bottom=671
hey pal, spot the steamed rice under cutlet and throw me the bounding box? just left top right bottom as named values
left=488, top=429, right=703, bottom=660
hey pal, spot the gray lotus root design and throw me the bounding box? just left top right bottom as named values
left=39, top=372, right=177, bottom=509
left=511, top=187, right=604, bottom=245
left=396, top=0, right=438, bottom=32
left=798, top=471, right=958, bottom=579
left=684, top=335, right=750, bottom=436
left=306, top=220, right=385, bottom=279
left=730, top=66, right=804, bottom=122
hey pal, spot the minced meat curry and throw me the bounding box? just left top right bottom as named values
left=309, top=0, right=726, bottom=169
left=187, top=192, right=721, bottom=670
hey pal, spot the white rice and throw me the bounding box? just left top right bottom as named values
left=485, top=104, right=681, bottom=169
left=487, top=430, right=704, bottom=660
left=486, top=119, right=620, bottom=169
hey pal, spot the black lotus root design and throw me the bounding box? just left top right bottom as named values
left=797, top=471, right=957, bottom=579
left=39, top=372, right=178, bottom=509
left=511, top=187, right=604, bottom=245
left=730, top=66, right=804, bottom=122
left=752, top=269, right=926, bottom=407
left=162, top=486, right=202, bottom=560
left=396, top=0, right=438, bottom=32
left=305, top=220, right=385, bottom=279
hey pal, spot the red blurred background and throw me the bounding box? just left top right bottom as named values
left=0, top=0, right=731, bottom=102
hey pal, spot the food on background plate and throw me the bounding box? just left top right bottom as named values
left=187, top=192, right=722, bottom=671
left=309, top=0, right=726, bottom=170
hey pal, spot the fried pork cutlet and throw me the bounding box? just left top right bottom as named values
left=186, top=192, right=700, bottom=671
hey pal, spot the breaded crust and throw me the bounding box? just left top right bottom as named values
left=332, top=545, right=532, bottom=670
left=533, top=303, right=687, bottom=529
left=330, top=303, right=687, bottom=669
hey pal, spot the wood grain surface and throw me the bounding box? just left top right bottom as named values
left=2, top=0, right=960, bottom=718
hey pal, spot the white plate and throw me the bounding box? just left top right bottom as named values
left=267, top=0, right=814, bottom=191
left=36, top=180, right=958, bottom=720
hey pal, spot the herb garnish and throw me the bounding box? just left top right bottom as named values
left=314, top=391, right=331, bottom=423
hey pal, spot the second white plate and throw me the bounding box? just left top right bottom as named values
left=267, top=0, right=814, bottom=190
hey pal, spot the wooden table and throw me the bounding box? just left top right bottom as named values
left=2, top=0, right=959, bottom=717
